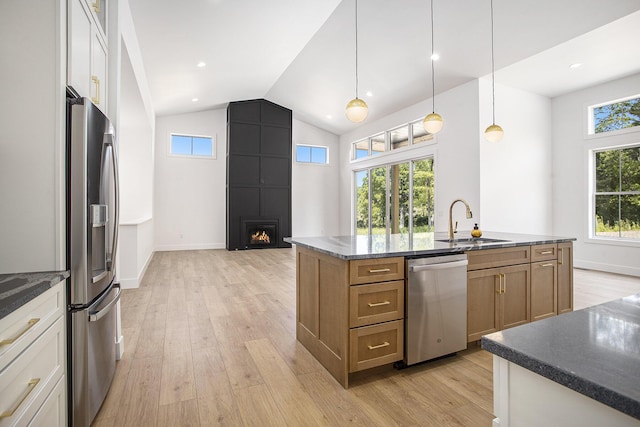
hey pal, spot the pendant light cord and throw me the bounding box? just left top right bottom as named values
left=355, top=0, right=359, bottom=99
left=430, top=0, right=435, bottom=114
left=490, top=0, right=496, bottom=125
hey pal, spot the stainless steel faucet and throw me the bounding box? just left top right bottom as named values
left=448, top=199, right=473, bottom=240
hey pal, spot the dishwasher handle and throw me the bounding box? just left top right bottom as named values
left=409, top=259, right=468, bottom=272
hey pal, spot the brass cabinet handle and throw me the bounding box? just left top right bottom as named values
left=495, top=273, right=506, bottom=294
left=92, top=0, right=101, bottom=13
left=538, top=250, right=553, bottom=255
left=367, top=301, right=391, bottom=307
left=558, top=248, right=564, bottom=265
left=0, top=378, right=40, bottom=419
left=367, top=342, right=390, bottom=350
left=502, top=273, right=506, bottom=294
left=0, top=318, right=40, bottom=346
left=368, top=268, right=391, bottom=273
left=91, top=76, right=100, bottom=105
left=540, top=263, right=554, bottom=268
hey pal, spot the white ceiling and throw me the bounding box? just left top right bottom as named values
left=129, top=0, right=640, bottom=135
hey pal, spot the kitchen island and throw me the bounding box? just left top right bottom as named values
left=482, top=294, right=640, bottom=426
left=286, top=231, right=575, bottom=388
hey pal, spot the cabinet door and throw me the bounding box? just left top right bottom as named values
left=557, top=242, right=573, bottom=314
left=91, top=27, right=107, bottom=112
left=531, top=260, right=558, bottom=321
left=467, top=268, right=500, bottom=342
left=68, top=0, right=92, bottom=97
left=500, top=264, right=530, bottom=329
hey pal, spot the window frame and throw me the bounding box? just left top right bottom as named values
left=587, top=94, right=640, bottom=137
left=588, top=143, right=640, bottom=245
left=295, top=143, right=329, bottom=165
left=351, top=118, right=435, bottom=162
left=169, top=133, right=216, bottom=159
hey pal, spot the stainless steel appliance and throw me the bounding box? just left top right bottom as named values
left=67, top=94, right=121, bottom=427
left=405, top=254, right=468, bottom=365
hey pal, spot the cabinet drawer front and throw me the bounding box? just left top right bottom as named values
left=350, top=281, right=404, bottom=328
left=0, top=316, right=65, bottom=427
left=349, top=320, right=403, bottom=372
left=0, top=281, right=64, bottom=370
left=531, top=244, right=557, bottom=262
left=349, top=257, right=404, bottom=285
left=467, top=247, right=530, bottom=270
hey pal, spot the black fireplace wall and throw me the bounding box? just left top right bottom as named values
left=226, top=99, right=292, bottom=250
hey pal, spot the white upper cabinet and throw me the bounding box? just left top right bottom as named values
left=68, top=0, right=108, bottom=112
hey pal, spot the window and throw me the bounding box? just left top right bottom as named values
left=351, top=119, right=434, bottom=160
left=170, top=134, right=214, bottom=158
left=296, top=144, right=328, bottom=164
left=589, top=95, right=640, bottom=135
left=593, top=145, right=640, bottom=240
left=355, top=157, right=434, bottom=235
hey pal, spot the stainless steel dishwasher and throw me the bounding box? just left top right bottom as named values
left=404, top=254, right=468, bottom=365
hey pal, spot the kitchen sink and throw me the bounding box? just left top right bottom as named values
left=436, top=237, right=509, bottom=245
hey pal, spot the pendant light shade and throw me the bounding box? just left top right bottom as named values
left=485, top=0, right=504, bottom=142
left=423, top=112, right=443, bottom=134
left=346, top=0, right=368, bottom=123
left=423, top=0, right=443, bottom=135
left=346, top=97, right=368, bottom=122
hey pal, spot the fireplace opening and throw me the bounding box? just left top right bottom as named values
left=242, top=219, right=279, bottom=249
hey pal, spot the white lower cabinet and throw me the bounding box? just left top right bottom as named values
left=0, top=282, right=66, bottom=427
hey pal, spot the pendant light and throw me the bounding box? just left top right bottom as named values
left=346, top=0, right=368, bottom=123
left=423, top=0, right=443, bottom=134
left=485, top=0, right=504, bottom=142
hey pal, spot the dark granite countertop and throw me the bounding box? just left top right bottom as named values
left=482, top=294, right=640, bottom=420
left=0, top=271, right=69, bottom=320
left=285, top=231, right=575, bottom=260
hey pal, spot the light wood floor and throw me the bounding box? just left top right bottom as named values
left=92, top=248, right=640, bottom=427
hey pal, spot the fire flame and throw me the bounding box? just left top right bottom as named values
left=251, top=230, right=271, bottom=244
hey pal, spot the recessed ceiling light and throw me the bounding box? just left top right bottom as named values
left=197, top=62, right=206, bottom=68
left=192, top=98, right=199, bottom=102
left=326, top=114, right=333, bottom=119
left=569, top=63, right=582, bottom=69
left=430, top=53, right=440, bottom=61
left=366, top=91, right=373, bottom=97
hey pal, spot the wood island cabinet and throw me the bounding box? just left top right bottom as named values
left=557, top=242, right=574, bottom=314
left=296, top=247, right=404, bottom=388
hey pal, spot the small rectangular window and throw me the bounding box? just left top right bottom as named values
left=296, top=144, right=328, bottom=164
left=589, top=95, right=640, bottom=135
left=170, top=134, right=215, bottom=158
left=390, top=126, right=409, bottom=151
left=353, top=139, right=369, bottom=160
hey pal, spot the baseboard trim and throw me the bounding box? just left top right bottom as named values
left=119, top=250, right=155, bottom=289
left=154, top=242, right=226, bottom=251
left=574, top=259, right=640, bottom=277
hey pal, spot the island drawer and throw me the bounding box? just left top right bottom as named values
left=467, top=246, right=531, bottom=270
left=349, top=257, right=404, bottom=285
left=531, top=244, right=557, bottom=262
left=349, top=280, right=404, bottom=328
left=349, top=320, right=403, bottom=372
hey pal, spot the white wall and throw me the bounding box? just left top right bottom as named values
left=479, top=79, right=553, bottom=234
left=552, top=72, right=640, bottom=276
left=292, top=119, right=341, bottom=237
left=338, top=80, right=482, bottom=235
left=0, top=0, right=66, bottom=273
left=154, top=109, right=227, bottom=250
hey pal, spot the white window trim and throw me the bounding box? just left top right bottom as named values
left=586, top=142, right=640, bottom=248
left=585, top=93, right=640, bottom=137
left=168, top=132, right=216, bottom=159
left=295, top=143, right=329, bottom=165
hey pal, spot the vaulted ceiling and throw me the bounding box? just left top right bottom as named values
left=129, top=0, right=640, bottom=135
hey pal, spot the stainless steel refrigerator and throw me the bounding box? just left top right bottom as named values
left=67, top=94, right=121, bottom=427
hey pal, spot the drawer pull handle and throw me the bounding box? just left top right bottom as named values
left=540, top=263, right=554, bottom=268
left=368, top=342, right=390, bottom=350
left=368, top=268, right=391, bottom=273
left=538, top=250, right=553, bottom=255
left=91, top=76, right=101, bottom=105
left=0, top=318, right=40, bottom=346
left=368, top=301, right=391, bottom=307
left=0, top=378, right=40, bottom=419
left=558, top=248, right=564, bottom=265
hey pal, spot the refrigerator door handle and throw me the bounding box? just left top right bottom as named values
left=89, top=284, right=121, bottom=322
left=104, top=132, right=119, bottom=272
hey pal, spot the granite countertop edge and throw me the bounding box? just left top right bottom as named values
left=0, top=271, right=70, bottom=321
left=481, top=324, right=640, bottom=421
